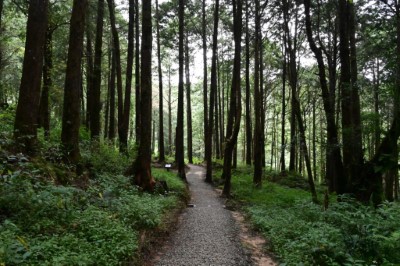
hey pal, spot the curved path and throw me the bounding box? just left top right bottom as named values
left=153, top=164, right=253, bottom=266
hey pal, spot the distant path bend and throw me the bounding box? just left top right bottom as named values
left=153, top=164, right=253, bottom=266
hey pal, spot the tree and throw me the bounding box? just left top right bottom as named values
left=253, top=0, right=262, bottom=187
left=135, top=0, right=141, bottom=143
left=156, top=0, right=165, bottom=162
left=90, top=0, right=105, bottom=139
left=222, top=0, right=242, bottom=197
left=14, top=0, right=49, bottom=153
left=175, top=0, right=186, bottom=181
left=303, top=0, right=345, bottom=193
left=245, top=0, right=252, bottom=166
left=202, top=0, right=208, bottom=162
left=61, top=0, right=87, bottom=163
left=128, top=0, right=155, bottom=191
left=185, top=31, right=193, bottom=164
left=205, top=0, right=219, bottom=183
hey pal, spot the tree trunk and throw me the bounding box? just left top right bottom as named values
left=175, top=0, right=186, bottom=181
left=135, top=0, right=141, bottom=143
left=119, top=0, right=135, bottom=153
left=253, top=0, right=262, bottom=187
left=90, top=0, right=105, bottom=139
left=128, top=0, right=155, bottom=191
left=108, top=47, right=116, bottom=140
left=185, top=32, right=193, bottom=163
left=280, top=45, right=286, bottom=171
left=85, top=15, right=93, bottom=130
left=61, top=0, right=87, bottom=163
left=202, top=0, right=208, bottom=162
left=14, top=0, right=49, bottom=153
left=205, top=0, right=219, bottom=183
left=38, top=25, right=52, bottom=140
left=168, top=65, right=172, bottom=155
left=245, top=0, right=252, bottom=166
left=304, top=0, right=344, bottom=193
left=222, top=0, right=242, bottom=197
left=107, top=0, right=125, bottom=153
left=156, top=0, right=165, bottom=162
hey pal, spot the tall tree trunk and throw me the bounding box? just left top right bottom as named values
left=107, top=0, right=124, bottom=153
left=135, top=0, right=141, bottom=143
left=205, top=0, right=219, bottom=183
left=38, top=25, right=53, bottom=139
left=253, top=0, right=262, bottom=187
left=156, top=0, right=165, bottom=162
left=129, top=0, right=154, bottom=191
left=245, top=0, right=252, bottom=166
left=14, top=0, right=49, bottom=153
left=108, top=48, right=116, bottom=140
left=280, top=45, right=286, bottom=171
left=119, top=0, right=135, bottom=153
left=185, top=32, right=193, bottom=163
left=90, top=0, right=105, bottom=139
left=85, top=15, right=93, bottom=130
left=168, top=65, right=172, bottom=155
left=175, top=0, right=186, bottom=181
left=304, top=0, right=344, bottom=193
left=61, top=0, right=87, bottom=163
left=373, top=59, right=380, bottom=154
left=202, top=0, right=208, bottom=162
left=222, top=0, right=242, bottom=197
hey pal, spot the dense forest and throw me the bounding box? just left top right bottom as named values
left=1, top=0, right=400, bottom=265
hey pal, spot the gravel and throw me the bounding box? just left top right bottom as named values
left=154, top=164, right=253, bottom=266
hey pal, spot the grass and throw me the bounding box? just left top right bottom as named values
left=218, top=165, right=400, bottom=266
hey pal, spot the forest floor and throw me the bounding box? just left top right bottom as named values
left=149, top=164, right=276, bottom=266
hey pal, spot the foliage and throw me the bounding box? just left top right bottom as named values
left=0, top=139, right=186, bottom=265
left=227, top=168, right=400, bottom=265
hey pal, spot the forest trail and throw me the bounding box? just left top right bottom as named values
left=151, top=164, right=275, bottom=266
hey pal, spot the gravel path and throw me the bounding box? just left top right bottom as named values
left=154, top=164, right=253, bottom=266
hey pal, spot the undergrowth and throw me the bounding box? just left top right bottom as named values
left=222, top=166, right=400, bottom=265
left=0, top=109, right=186, bottom=265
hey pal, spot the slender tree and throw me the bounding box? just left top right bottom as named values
left=253, top=0, right=262, bottom=187
left=202, top=0, right=208, bottom=161
left=120, top=0, right=135, bottom=152
left=156, top=0, right=165, bottom=162
left=61, top=0, right=87, bottom=163
left=185, top=32, right=193, bottom=163
left=90, top=0, right=105, bottom=139
left=135, top=0, right=141, bottom=143
left=205, top=0, right=219, bottom=183
left=245, top=0, right=252, bottom=166
left=175, top=0, right=186, bottom=181
left=38, top=24, right=53, bottom=139
left=14, top=0, right=49, bottom=153
left=222, top=0, right=242, bottom=197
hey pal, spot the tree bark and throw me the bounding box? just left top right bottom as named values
left=222, top=0, right=242, bottom=197
left=245, top=0, right=252, bottom=166
left=61, top=0, right=87, bottom=163
left=108, top=45, right=116, bottom=140
left=185, top=31, right=193, bottom=163
left=202, top=0, right=208, bottom=162
left=90, top=0, right=105, bottom=139
left=205, top=0, right=219, bottom=183
left=14, top=0, right=49, bottom=153
left=175, top=0, right=186, bottom=181
left=135, top=0, right=141, bottom=143
left=156, top=0, right=165, bottom=162
left=253, top=0, right=262, bottom=187
left=38, top=24, right=53, bottom=140
left=304, top=0, right=344, bottom=193
left=129, top=0, right=154, bottom=191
